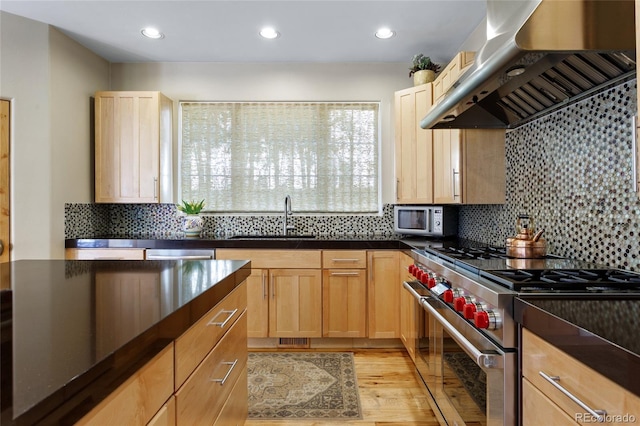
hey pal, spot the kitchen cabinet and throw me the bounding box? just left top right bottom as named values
left=78, top=280, right=248, bottom=426
left=394, top=83, right=434, bottom=204
left=322, top=250, right=367, bottom=338
left=636, top=0, right=640, bottom=195
left=94, top=91, right=172, bottom=203
left=433, top=51, right=475, bottom=104
left=433, top=128, right=506, bottom=204
left=76, top=344, right=174, bottom=426
left=521, top=328, right=640, bottom=425
left=367, top=250, right=400, bottom=339
left=399, top=252, right=417, bottom=361
left=269, top=268, right=322, bottom=337
left=216, top=249, right=322, bottom=338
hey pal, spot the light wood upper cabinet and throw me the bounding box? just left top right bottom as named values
left=395, top=84, right=434, bottom=204
left=367, top=251, right=400, bottom=339
left=433, top=51, right=475, bottom=104
left=94, top=91, right=172, bottom=203
left=433, top=128, right=506, bottom=204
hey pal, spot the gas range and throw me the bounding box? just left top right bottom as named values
left=409, top=241, right=640, bottom=348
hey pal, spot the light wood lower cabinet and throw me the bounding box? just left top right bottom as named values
left=148, top=396, right=176, bottom=426
left=214, top=366, right=249, bottom=426
left=367, top=251, right=400, bottom=339
left=269, top=268, right=322, bottom=337
left=246, top=269, right=269, bottom=338
left=522, top=328, right=640, bottom=425
left=76, top=344, right=174, bottom=425
left=399, top=253, right=417, bottom=361
left=322, top=269, right=367, bottom=338
left=176, top=312, right=248, bottom=425
left=65, top=248, right=146, bottom=260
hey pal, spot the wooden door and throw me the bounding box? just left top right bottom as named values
left=0, top=100, right=10, bottom=266
left=246, top=268, right=269, bottom=338
left=367, top=251, right=400, bottom=339
left=322, top=269, right=367, bottom=338
left=268, top=268, right=322, bottom=337
left=433, top=129, right=461, bottom=204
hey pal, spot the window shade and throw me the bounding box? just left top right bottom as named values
left=180, top=102, right=380, bottom=213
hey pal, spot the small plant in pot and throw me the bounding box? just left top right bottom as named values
left=409, top=54, right=441, bottom=86
left=177, top=199, right=205, bottom=238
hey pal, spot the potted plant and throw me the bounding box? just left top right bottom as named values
left=409, top=54, right=441, bottom=86
left=177, top=199, right=205, bottom=238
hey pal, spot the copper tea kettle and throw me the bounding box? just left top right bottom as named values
left=505, top=215, right=547, bottom=258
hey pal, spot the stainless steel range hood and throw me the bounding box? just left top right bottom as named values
left=420, top=0, right=636, bottom=130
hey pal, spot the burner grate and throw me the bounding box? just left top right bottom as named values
left=481, top=269, right=640, bottom=291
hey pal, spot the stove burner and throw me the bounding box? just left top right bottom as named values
left=431, top=246, right=508, bottom=260
left=481, top=269, right=640, bottom=291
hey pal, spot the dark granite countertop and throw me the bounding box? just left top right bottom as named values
left=64, top=235, right=435, bottom=250
left=515, top=297, right=640, bottom=397
left=0, top=259, right=250, bottom=425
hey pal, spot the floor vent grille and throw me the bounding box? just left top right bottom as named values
left=277, top=338, right=310, bottom=348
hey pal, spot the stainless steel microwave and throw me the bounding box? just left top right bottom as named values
left=393, top=206, right=458, bottom=237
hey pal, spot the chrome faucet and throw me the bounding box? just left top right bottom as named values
left=283, top=195, right=295, bottom=235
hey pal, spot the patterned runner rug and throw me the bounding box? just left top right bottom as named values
left=247, top=352, right=363, bottom=420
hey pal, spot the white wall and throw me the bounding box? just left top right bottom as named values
left=110, top=62, right=410, bottom=205
left=0, top=11, right=109, bottom=260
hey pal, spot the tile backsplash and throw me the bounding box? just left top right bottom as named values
left=459, top=80, right=639, bottom=272
left=66, top=80, right=639, bottom=271
left=65, top=203, right=397, bottom=239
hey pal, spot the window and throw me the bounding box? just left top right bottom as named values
left=180, top=102, right=380, bottom=213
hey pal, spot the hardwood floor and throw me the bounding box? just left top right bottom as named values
left=245, top=349, right=442, bottom=426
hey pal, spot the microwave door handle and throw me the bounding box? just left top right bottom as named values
left=427, top=209, right=433, bottom=234
left=420, top=297, right=504, bottom=370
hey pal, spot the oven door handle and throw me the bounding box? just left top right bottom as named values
left=420, top=296, right=504, bottom=370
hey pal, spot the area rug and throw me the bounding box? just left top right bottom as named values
left=247, top=352, right=363, bottom=420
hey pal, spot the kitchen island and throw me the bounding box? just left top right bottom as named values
left=0, top=258, right=250, bottom=425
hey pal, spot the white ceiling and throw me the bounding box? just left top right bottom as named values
left=0, top=0, right=487, bottom=64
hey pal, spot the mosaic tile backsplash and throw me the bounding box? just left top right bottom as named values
left=459, top=80, right=639, bottom=272
left=66, top=80, right=639, bottom=271
left=65, top=203, right=398, bottom=239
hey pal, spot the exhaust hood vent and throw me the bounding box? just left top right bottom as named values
left=420, top=0, right=637, bottom=130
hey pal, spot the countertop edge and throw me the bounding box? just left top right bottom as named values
left=514, top=297, right=640, bottom=397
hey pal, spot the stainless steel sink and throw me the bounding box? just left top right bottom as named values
left=229, top=234, right=316, bottom=239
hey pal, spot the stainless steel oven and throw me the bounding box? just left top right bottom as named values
left=404, top=280, right=517, bottom=426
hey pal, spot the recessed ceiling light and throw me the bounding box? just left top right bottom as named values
left=375, top=28, right=395, bottom=39
left=141, top=27, right=164, bottom=39
left=260, top=27, right=280, bottom=39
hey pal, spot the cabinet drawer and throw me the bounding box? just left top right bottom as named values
left=213, top=366, right=248, bottom=426
left=176, top=313, right=248, bottom=425
left=65, top=248, right=145, bottom=260
left=77, top=344, right=174, bottom=426
left=175, top=282, right=247, bottom=388
left=147, top=396, right=176, bottom=426
left=522, top=329, right=640, bottom=422
left=217, top=249, right=321, bottom=269
left=522, top=378, right=578, bottom=426
left=322, top=250, right=367, bottom=269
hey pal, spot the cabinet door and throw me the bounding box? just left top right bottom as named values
left=367, top=251, right=400, bottom=339
left=399, top=253, right=417, bottom=361
left=395, top=84, right=433, bottom=204
left=433, top=129, right=462, bottom=204
left=322, top=269, right=367, bottom=338
left=95, top=91, right=161, bottom=203
left=269, top=269, right=322, bottom=337
left=247, top=269, right=269, bottom=338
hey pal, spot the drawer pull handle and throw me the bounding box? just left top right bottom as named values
left=208, top=308, right=238, bottom=328
left=539, top=371, right=607, bottom=422
left=332, top=258, right=360, bottom=262
left=210, top=360, right=238, bottom=385
left=330, top=272, right=360, bottom=276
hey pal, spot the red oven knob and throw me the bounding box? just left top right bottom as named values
left=427, top=273, right=436, bottom=288
left=474, top=311, right=490, bottom=329
left=463, top=303, right=477, bottom=319
left=454, top=297, right=467, bottom=312
left=420, top=271, right=429, bottom=284
left=442, top=289, right=454, bottom=303
left=408, top=264, right=415, bottom=275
